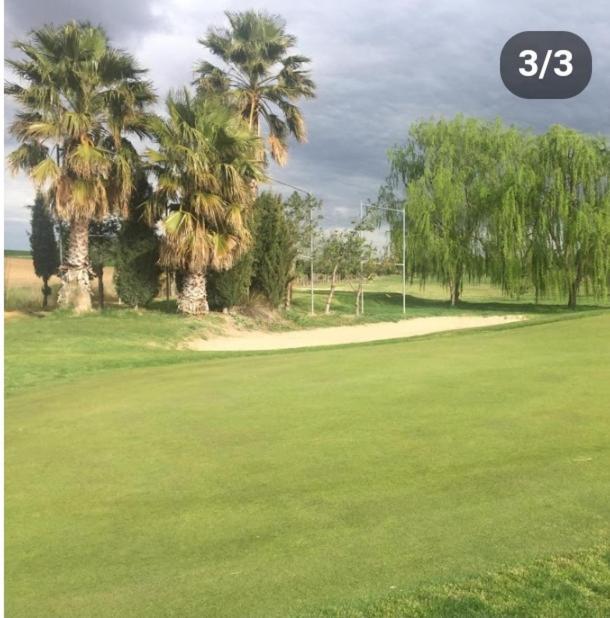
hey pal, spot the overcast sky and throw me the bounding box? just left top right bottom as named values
left=4, top=0, right=610, bottom=248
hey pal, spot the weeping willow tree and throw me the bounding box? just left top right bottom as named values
left=485, top=129, right=538, bottom=297
left=535, top=126, right=610, bottom=308
left=383, top=119, right=609, bottom=307
left=388, top=116, right=508, bottom=305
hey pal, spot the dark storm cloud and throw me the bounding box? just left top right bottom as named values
left=4, top=0, right=610, bottom=248
left=4, top=0, right=161, bottom=49
left=265, top=0, right=610, bottom=229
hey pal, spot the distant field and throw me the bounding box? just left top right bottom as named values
left=5, top=310, right=610, bottom=616
left=4, top=256, right=116, bottom=311
left=4, top=249, right=31, bottom=258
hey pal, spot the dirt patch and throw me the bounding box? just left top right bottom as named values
left=186, top=314, right=527, bottom=352
left=4, top=310, right=27, bottom=320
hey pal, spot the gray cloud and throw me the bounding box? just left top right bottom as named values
left=4, top=0, right=610, bottom=248
left=4, top=0, right=162, bottom=48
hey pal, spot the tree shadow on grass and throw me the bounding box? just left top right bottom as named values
left=331, top=290, right=608, bottom=316
left=147, top=299, right=178, bottom=314
left=146, top=289, right=608, bottom=319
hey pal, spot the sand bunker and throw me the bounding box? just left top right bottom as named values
left=187, top=314, right=526, bottom=352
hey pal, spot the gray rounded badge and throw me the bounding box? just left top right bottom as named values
left=500, top=31, right=592, bottom=99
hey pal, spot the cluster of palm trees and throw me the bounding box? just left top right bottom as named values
left=7, top=11, right=315, bottom=314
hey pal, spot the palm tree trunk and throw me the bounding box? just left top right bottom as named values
left=58, top=217, right=92, bottom=313
left=178, top=270, right=209, bottom=315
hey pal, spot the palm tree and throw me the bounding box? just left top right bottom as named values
left=147, top=90, right=265, bottom=315
left=195, top=10, right=315, bottom=166
left=6, top=21, right=155, bottom=312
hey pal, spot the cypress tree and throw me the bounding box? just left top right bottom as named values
left=250, top=192, right=297, bottom=308
left=29, top=192, right=60, bottom=308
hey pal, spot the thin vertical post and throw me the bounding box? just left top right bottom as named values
left=310, top=204, right=315, bottom=315
left=402, top=208, right=406, bottom=314
left=360, top=201, right=364, bottom=315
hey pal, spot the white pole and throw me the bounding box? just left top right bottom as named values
left=360, top=201, right=364, bottom=315
left=402, top=207, right=406, bottom=314
left=310, top=205, right=315, bottom=315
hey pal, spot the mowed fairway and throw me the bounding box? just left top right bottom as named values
left=5, top=313, right=610, bottom=616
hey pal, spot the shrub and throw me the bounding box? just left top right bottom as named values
left=114, top=177, right=160, bottom=308
left=207, top=251, right=254, bottom=311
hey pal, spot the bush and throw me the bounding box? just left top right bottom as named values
left=113, top=177, right=160, bottom=307
left=207, top=251, right=254, bottom=311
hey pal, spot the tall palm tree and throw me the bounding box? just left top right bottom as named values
left=147, top=90, right=265, bottom=315
left=195, top=10, right=315, bottom=167
left=6, top=21, right=155, bottom=312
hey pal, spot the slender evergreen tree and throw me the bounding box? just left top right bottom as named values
left=29, top=192, right=59, bottom=308
left=250, top=192, right=296, bottom=307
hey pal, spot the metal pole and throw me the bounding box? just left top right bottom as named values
left=309, top=205, right=315, bottom=315
left=360, top=201, right=364, bottom=315
left=402, top=208, right=406, bottom=314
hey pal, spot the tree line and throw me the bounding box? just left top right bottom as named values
left=11, top=19, right=609, bottom=315
left=9, top=13, right=315, bottom=314
left=379, top=116, right=610, bottom=307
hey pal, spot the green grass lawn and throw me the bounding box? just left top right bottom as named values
left=5, top=308, right=610, bottom=617
left=287, top=275, right=608, bottom=327
left=308, top=545, right=610, bottom=617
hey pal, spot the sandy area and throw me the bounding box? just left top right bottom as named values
left=187, top=314, right=526, bottom=352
